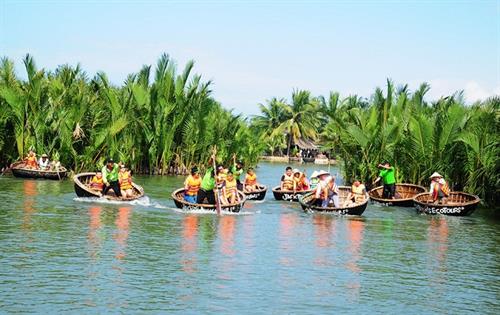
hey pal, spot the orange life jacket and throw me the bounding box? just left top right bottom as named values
left=26, top=154, right=37, bottom=168
left=119, top=172, right=133, bottom=190
left=90, top=176, right=104, bottom=190
left=282, top=174, right=294, bottom=190
left=245, top=173, right=257, bottom=186
left=185, top=175, right=201, bottom=196
left=298, top=177, right=309, bottom=190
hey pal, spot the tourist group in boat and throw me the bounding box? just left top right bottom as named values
left=6, top=147, right=480, bottom=216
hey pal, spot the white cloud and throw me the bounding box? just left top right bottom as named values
left=422, top=79, right=499, bottom=103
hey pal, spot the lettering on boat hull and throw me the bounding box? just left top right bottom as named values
left=416, top=204, right=465, bottom=215
left=282, top=193, right=299, bottom=201
left=246, top=193, right=260, bottom=200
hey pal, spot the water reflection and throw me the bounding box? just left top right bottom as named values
left=87, top=206, right=102, bottom=261
left=22, top=181, right=37, bottom=250
left=427, top=216, right=449, bottom=291
left=278, top=212, right=299, bottom=266
left=345, top=219, right=365, bottom=300
left=312, top=214, right=336, bottom=267
left=181, top=215, right=198, bottom=273
left=114, top=206, right=131, bottom=260
left=219, top=216, right=236, bottom=257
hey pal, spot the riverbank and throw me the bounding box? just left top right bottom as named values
left=260, top=156, right=337, bottom=165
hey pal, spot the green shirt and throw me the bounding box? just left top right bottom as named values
left=379, top=167, right=396, bottom=185
left=201, top=167, right=215, bottom=190
left=101, top=164, right=119, bottom=183
left=231, top=164, right=244, bottom=181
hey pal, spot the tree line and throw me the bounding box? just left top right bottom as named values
left=0, top=54, right=264, bottom=175
left=252, top=83, right=499, bottom=206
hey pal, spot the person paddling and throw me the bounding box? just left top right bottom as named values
left=101, top=158, right=122, bottom=197
left=196, top=154, right=217, bottom=204
left=429, top=172, right=450, bottom=204
left=314, top=171, right=339, bottom=208
left=373, top=161, right=396, bottom=199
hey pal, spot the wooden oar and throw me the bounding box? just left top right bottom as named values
left=212, top=146, right=222, bottom=215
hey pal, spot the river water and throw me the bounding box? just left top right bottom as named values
left=0, top=162, right=498, bottom=314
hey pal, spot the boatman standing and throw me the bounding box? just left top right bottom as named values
left=373, top=161, right=396, bottom=199
left=196, top=155, right=217, bottom=204
left=101, top=158, right=122, bottom=197
left=231, top=155, right=244, bottom=191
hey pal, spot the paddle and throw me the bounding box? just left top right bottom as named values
left=212, top=146, right=222, bottom=215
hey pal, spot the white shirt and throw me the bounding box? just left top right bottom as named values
left=39, top=158, right=50, bottom=169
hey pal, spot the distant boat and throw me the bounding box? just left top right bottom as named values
left=369, top=183, right=426, bottom=207
left=171, top=188, right=246, bottom=213
left=302, top=157, right=315, bottom=163
left=413, top=192, right=480, bottom=216
left=244, top=185, right=267, bottom=201
left=74, top=172, right=144, bottom=201
left=272, top=186, right=313, bottom=202
left=299, top=187, right=368, bottom=215
left=11, top=161, right=67, bottom=180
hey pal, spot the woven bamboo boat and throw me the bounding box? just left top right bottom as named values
left=299, top=187, right=368, bottom=215
left=244, top=185, right=267, bottom=201
left=369, top=183, right=426, bottom=207
left=11, top=162, right=67, bottom=180
left=302, top=157, right=315, bottom=163
left=272, top=186, right=313, bottom=202
left=413, top=192, right=480, bottom=216
left=171, top=188, right=246, bottom=213
left=74, top=172, right=144, bottom=201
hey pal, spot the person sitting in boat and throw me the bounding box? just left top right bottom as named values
left=280, top=166, right=295, bottom=191
left=119, top=165, right=134, bottom=198
left=89, top=172, right=104, bottom=194
left=231, top=155, right=245, bottom=191
left=25, top=150, right=38, bottom=169
left=38, top=154, right=50, bottom=170
left=184, top=166, right=201, bottom=203
left=101, top=158, right=122, bottom=197
left=314, top=171, right=339, bottom=208
left=344, top=180, right=368, bottom=206
left=429, top=172, right=450, bottom=204
left=373, top=161, right=396, bottom=199
left=296, top=171, right=310, bottom=191
left=196, top=155, right=217, bottom=204
left=309, top=171, right=320, bottom=190
left=216, top=165, right=227, bottom=190
left=244, top=167, right=258, bottom=192
left=222, top=171, right=240, bottom=205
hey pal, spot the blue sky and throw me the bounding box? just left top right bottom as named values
left=1, top=0, right=498, bottom=115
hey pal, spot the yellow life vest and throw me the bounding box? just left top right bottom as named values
left=245, top=173, right=257, bottom=186
left=90, top=176, right=104, bottom=190
left=351, top=184, right=366, bottom=202
left=119, top=172, right=133, bottom=190
left=282, top=174, right=294, bottom=190
left=225, top=178, right=237, bottom=197
left=185, top=175, right=201, bottom=196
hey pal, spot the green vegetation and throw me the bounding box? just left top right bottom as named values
left=0, top=54, right=265, bottom=174
left=1, top=55, right=497, bottom=205
left=253, top=81, right=499, bottom=205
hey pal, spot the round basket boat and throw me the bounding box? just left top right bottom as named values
left=11, top=162, right=67, bottom=180
left=369, top=183, right=426, bottom=207
left=299, top=187, right=368, bottom=215
left=244, top=185, right=268, bottom=201
left=272, top=186, right=313, bottom=202
left=171, top=188, right=246, bottom=213
left=74, top=172, right=144, bottom=201
left=413, top=192, right=480, bottom=216
left=302, top=157, right=315, bottom=163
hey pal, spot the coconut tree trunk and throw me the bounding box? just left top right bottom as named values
left=286, top=132, right=292, bottom=161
